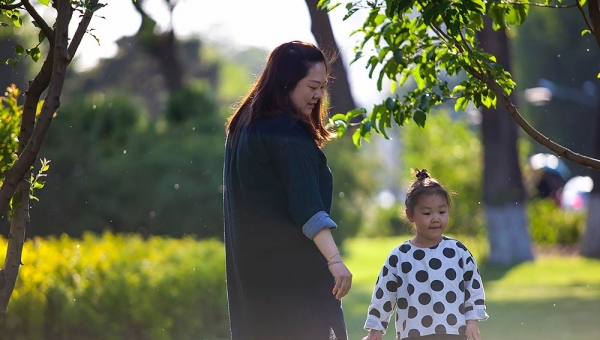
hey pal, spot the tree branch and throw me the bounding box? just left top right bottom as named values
left=468, top=66, right=600, bottom=169
left=0, top=2, right=22, bottom=10
left=21, top=0, right=55, bottom=46
left=503, top=1, right=579, bottom=8
left=68, top=0, right=100, bottom=59
left=588, top=0, right=600, bottom=46
left=0, top=0, right=71, bottom=219
left=576, top=1, right=596, bottom=34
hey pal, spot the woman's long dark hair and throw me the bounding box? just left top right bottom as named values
left=226, top=41, right=332, bottom=147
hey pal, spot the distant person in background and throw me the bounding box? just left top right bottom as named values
left=362, top=169, right=488, bottom=340
left=535, top=170, right=565, bottom=206
left=223, top=41, right=352, bottom=340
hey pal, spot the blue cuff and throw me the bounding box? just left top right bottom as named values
left=302, top=211, right=337, bottom=239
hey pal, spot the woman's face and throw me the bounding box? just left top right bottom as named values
left=289, top=62, right=327, bottom=116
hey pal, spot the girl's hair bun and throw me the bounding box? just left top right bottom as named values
left=415, top=168, right=430, bottom=181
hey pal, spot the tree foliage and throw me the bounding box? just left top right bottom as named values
left=320, top=0, right=600, bottom=169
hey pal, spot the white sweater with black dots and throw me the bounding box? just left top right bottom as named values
left=364, top=237, right=489, bottom=339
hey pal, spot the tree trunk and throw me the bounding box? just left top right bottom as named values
left=581, top=92, right=600, bottom=258
left=305, top=0, right=356, bottom=115
left=0, top=0, right=99, bottom=313
left=132, top=0, right=184, bottom=94
left=0, top=182, right=29, bottom=313
left=477, top=18, right=534, bottom=265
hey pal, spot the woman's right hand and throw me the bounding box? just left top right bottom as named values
left=328, top=261, right=352, bottom=300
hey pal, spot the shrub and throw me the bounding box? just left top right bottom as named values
left=0, top=233, right=228, bottom=340
left=0, top=84, right=21, bottom=178
left=527, top=199, right=585, bottom=245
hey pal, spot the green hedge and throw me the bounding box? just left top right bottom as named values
left=0, top=233, right=229, bottom=340
left=527, top=199, right=585, bottom=245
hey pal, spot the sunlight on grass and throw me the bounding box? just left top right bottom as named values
left=342, top=236, right=600, bottom=340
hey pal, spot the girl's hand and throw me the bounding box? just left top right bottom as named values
left=328, top=261, right=352, bottom=299
left=465, top=320, right=481, bottom=340
left=361, top=329, right=383, bottom=340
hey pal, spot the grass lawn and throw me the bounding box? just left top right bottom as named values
left=342, top=236, right=600, bottom=340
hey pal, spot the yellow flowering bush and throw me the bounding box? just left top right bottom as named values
left=0, top=233, right=228, bottom=340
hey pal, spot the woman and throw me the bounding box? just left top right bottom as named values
left=223, top=41, right=352, bottom=340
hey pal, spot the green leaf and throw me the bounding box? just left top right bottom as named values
left=385, top=97, right=396, bottom=112
left=597, top=72, right=600, bottom=79
left=0, top=23, right=9, bottom=27
left=331, top=113, right=347, bottom=122
left=91, top=3, right=107, bottom=13
left=317, top=0, right=330, bottom=9
left=346, top=108, right=366, bottom=121
left=11, top=14, right=22, bottom=28
left=379, top=109, right=391, bottom=139
left=29, top=47, right=41, bottom=62
left=412, top=66, right=425, bottom=89
left=505, top=4, right=529, bottom=26
left=418, top=94, right=429, bottom=112
left=38, top=30, right=46, bottom=43
left=15, top=45, right=24, bottom=55
left=369, top=105, right=381, bottom=132
left=38, top=0, right=51, bottom=5
left=361, top=121, right=372, bottom=142
left=335, top=120, right=347, bottom=138
left=454, top=97, right=468, bottom=111
left=393, top=49, right=403, bottom=63
left=413, top=110, right=426, bottom=128
left=581, top=29, right=591, bottom=36
left=352, top=126, right=362, bottom=147
left=327, top=2, right=342, bottom=11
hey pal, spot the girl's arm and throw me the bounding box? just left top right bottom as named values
left=463, top=250, right=489, bottom=322
left=313, top=228, right=352, bottom=300
left=363, top=249, right=400, bottom=335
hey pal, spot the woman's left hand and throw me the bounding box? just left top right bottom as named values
left=328, top=261, right=352, bottom=299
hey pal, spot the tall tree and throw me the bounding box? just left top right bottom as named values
left=305, top=0, right=356, bottom=115
left=0, top=0, right=103, bottom=313
left=582, top=93, right=600, bottom=258
left=477, top=18, right=533, bottom=264
left=511, top=6, right=599, bottom=257
left=131, top=0, right=184, bottom=94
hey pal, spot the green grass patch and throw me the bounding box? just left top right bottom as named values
left=342, top=236, right=600, bottom=340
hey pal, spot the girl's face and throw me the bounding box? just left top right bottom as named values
left=406, top=194, right=449, bottom=247
left=289, top=62, right=327, bottom=116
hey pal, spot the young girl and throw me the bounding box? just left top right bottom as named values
left=362, top=169, right=488, bottom=340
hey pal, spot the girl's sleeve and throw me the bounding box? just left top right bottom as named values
left=462, top=248, right=489, bottom=321
left=364, top=250, right=400, bottom=334
left=267, top=134, right=336, bottom=239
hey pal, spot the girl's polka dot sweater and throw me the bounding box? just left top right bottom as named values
left=364, top=237, right=489, bottom=339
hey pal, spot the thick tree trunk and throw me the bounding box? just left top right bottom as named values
left=305, top=0, right=356, bottom=115
left=581, top=93, right=600, bottom=258
left=477, top=18, right=533, bottom=265
left=581, top=195, right=600, bottom=257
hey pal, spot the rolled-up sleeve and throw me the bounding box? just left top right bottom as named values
left=302, top=211, right=337, bottom=239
